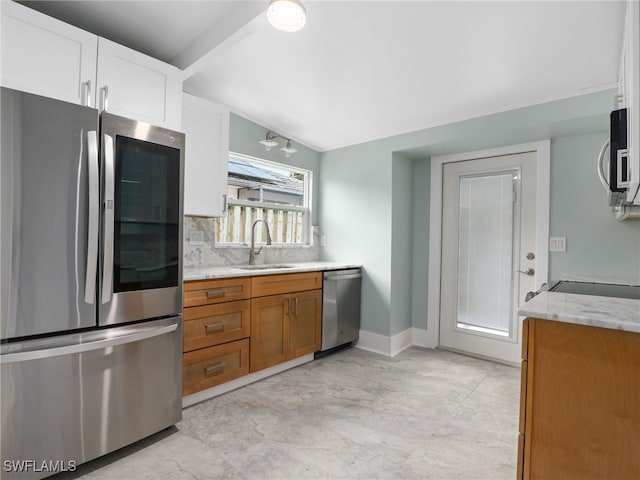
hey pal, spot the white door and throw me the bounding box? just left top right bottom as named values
left=439, top=152, right=538, bottom=364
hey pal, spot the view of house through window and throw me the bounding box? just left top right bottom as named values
left=215, top=153, right=311, bottom=245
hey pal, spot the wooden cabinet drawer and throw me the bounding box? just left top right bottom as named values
left=251, top=271, right=322, bottom=298
left=182, top=339, right=249, bottom=396
left=184, top=277, right=251, bottom=307
left=183, top=300, right=250, bottom=352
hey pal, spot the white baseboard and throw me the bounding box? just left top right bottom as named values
left=182, top=354, right=314, bottom=408
left=355, top=327, right=434, bottom=357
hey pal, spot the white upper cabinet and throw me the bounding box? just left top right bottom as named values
left=1, top=2, right=182, bottom=130
left=0, top=1, right=97, bottom=106
left=619, top=0, right=639, bottom=204
left=182, top=93, right=230, bottom=217
left=96, top=38, right=182, bottom=130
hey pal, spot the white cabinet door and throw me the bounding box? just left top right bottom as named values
left=182, top=93, right=230, bottom=217
left=96, top=37, right=182, bottom=130
left=624, top=0, right=639, bottom=204
left=0, top=1, right=97, bottom=106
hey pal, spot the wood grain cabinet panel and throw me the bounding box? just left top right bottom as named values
left=184, top=277, right=251, bottom=307
left=182, top=339, right=249, bottom=396
left=183, top=300, right=250, bottom=352
left=250, top=294, right=289, bottom=372
left=289, top=289, right=322, bottom=359
left=518, top=318, right=640, bottom=479
left=251, top=272, right=322, bottom=298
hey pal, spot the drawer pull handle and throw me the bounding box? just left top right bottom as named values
left=204, top=362, right=226, bottom=377
left=205, top=322, right=225, bottom=333
left=207, top=289, right=226, bottom=298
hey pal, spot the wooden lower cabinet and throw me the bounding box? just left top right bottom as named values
left=183, top=299, right=250, bottom=352
left=184, top=272, right=323, bottom=394
left=250, top=294, right=289, bottom=372
left=289, top=289, right=322, bottom=359
left=182, top=338, right=249, bottom=396
left=518, top=318, right=640, bottom=479
left=250, top=288, right=322, bottom=373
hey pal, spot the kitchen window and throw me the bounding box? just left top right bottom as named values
left=215, top=153, right=311, bottom=245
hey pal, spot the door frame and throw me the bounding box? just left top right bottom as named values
left=425, top=141, right=550, bottom=349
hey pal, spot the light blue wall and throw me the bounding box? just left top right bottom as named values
left=391, top=154, right=414, bottom=335
left=229, top=113, right=321, bottom=225
left=319, top=142, right=393, bottom=336
left=549, top=133, right=640, bottom=282
left=319, top=89, right=640, bottom=339
left=411, top=159, right=430, bottom=330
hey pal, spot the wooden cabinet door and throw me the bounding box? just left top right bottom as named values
left=96, top=37, right=182, bottom=130
left=250, top=294, right=289, bottom=373
left=0, top=1, right=97, bottom=106
left=182, top=93, right=230, bottom=217
left=289, top=289, right=322, bottom=359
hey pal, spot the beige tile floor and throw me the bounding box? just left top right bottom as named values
left=54, top=347, right=520, bottom=480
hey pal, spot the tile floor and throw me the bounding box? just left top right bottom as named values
left=54, top=347, right=520, bottom=480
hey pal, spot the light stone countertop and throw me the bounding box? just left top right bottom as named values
left=518, top=291, right=640, bottom=334
left=183, top=261, right=361, bottom=281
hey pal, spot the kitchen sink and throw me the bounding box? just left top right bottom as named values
left=236, top=264, right=296, bottom=270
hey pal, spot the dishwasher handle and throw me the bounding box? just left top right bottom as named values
left=324, top=273, right=362, bottom=281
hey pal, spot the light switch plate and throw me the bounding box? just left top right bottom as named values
left=320, top=235, right=327, bottom=247
left=549, top=236, right=566, bottom=252
left=190, top=230, right=204, bottom=246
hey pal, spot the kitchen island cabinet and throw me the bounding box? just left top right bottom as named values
left=518, top=317, right=640, bottom=479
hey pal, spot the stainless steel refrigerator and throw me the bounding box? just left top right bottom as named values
left=0, top=87, right=184, bottom=479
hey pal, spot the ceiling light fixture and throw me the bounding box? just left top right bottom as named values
left=267, top=0, right=306, bottom=33
left=259, top=131, right=298, bottom=157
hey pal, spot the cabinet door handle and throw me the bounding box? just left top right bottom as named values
left=205, top=322, right=224, bottom=333
left=100, top=85, right=109, bottom=111
left=207, top=289, right=226, bottom=298
left=222, top=194, right=228, bottom=215
left=293, top=298, right=299, bottom=315
left=204, top=362, right=226, bottom=377
left=81, top=80, right=92, bottom=107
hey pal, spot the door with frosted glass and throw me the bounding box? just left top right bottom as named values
left=440, top=152, right=537, bottom=363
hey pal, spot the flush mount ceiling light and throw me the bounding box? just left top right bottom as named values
left=259, top=131, right=298, bottom=157
left=267, top=0, right=306, bottom=32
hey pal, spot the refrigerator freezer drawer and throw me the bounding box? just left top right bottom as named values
left=0, top=316, right=182, bottom=479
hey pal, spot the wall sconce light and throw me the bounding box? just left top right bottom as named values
left=259, top=131, right=298, bottom=157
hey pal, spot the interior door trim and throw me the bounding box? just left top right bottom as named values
left=425, top=140, right=550, bottom=349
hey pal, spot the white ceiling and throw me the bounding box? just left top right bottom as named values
left=20, top=1, right=626, bottom=152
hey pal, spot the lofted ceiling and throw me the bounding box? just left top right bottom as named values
left=19, top=1, right=626, bottom=152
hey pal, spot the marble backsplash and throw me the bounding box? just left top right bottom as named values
left=183, top=216, right=320, bottom=268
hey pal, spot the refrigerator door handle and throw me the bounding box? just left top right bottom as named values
left=85, top=130, right=99, bottom=304
left=101, top=133, right=115, bottom=304
left=0, top=322, right=178, bottom=364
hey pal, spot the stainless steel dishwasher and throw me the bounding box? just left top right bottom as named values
left=319, top=268, right=362, bottom=354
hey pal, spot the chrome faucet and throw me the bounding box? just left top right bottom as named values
left=249, top=219, right=272, bottom=265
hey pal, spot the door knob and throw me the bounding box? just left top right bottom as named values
left=517, top=268, right=535, bottom=276
left=526, top=252, right=535, bottom=260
